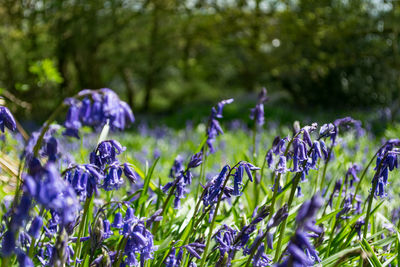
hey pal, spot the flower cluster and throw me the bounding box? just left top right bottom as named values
left=206, top=99, right=233, bottom=153
left=3, top=163, right=80, bottom=256
left=271, top=124, right=325, bottom=197
left=279, top=194, right=323, bottom=266
left=88, top=139, right=137, bottom=191
left=64, top=88, right=134, bottom=138
left=122, top=216, right=156, bottom=266
left=162, top=152, right=203, bottom=208
left=24, top=163, right=80, bottom=226
left=372, top=139, right=400, bottom=198
left=202, top=162, right=258, bottom=207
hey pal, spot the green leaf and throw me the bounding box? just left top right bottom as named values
left=360, top=238, right=383, bottom=267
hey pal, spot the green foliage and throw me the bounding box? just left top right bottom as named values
left=29, top=59, right=63, bottom=86
left=0, top=0, right=399, bottom=120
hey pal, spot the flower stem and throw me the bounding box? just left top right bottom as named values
left=273, top=173, right=301, bottom=262
left=199, top=164, right=239, bottom=267
left=74, top=196, right=92, bottom=266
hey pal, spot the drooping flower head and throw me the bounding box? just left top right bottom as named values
left=206, top=99, right=233, bottom=153
left=0, top=105, right=17, bottom=133
left=371, top=139, right=400, bottom=198
left=279, top=194, right=323, bottom=266
left=250, top=88, right=268, bottom=126
left=63, top=88, right=135, bottom=138
left=163, top=152, right=203, bottom=209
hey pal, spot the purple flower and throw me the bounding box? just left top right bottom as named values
left=63, top=89, right=135, bottom=138
left=16, top=251, right=34, bottom=267
left=233, top=165, right=244, bottom=196
left=275, top=156, right=287, bottom=174
left=250, top=88, right=268, bottom=126
left=65, top=164, right=103, bottom=201
left=90, top=140, right=125, bottom=169
left=2, top=230, right=16, bottom=256
left=280, top=194, right=323, bottom=266
left=123, top=163, right=138, bottom=184
left=163, top=153, right=203, bottom=209
left=184, top=242, right=205, bottom=259
left=103, top=165, right=124, bottom=191
left=371, top=144, right=399, bottom=198
left=112, top=212, right=124, bottom=229
left=165, top=248, right=183, bottom=267
left=0, top=106, right=17, bottom=133
left=124, top=220, right=157, bottom=266
left=24, top=164, right=80, bottom=226
left=214, top=225, right=237, bottom=266
left=206, top=99, right=234, bottom=153
left=28, top=216, right=43, bottom=239
left=63, top=100, right=82, bottom=138
left=203, top=165, right=230, bottom=206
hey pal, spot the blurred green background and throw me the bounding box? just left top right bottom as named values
left=1, top=0, right=400, bottom=126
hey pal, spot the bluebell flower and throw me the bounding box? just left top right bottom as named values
left=319, top=117, right=362, bottom=146
left=102, top=219, right=113, bottom=239
left=345, top=164, right=361, bottom=188
left=112, top=212, right=124, bottom=229
left=123, top=220, right=157, bottom=266
left=236, top=205, right=274, bottom=248
left=103, top=165, right=124, bottom=191
left=63, top=89, right=135, bottom=138
left=145, top=209, right=163, bottom=228
left=2, top=230, right=16, bottom=256
left=233, top=165, right=244, bottom=196
left=184, top=242, right=206, bottom=259
left=163, top=153, right=203, bottom=209
left=250, top=88, right=268, bottom=126
left=65, top=164, right=103, bottom=201
left=266, top=149, right=274, bottom=168
left=371, top=143, right=399, bottom=198
left=18, top=232, right=31, bottom=248
left=165, top=248, right=183, bottom=267
left=336, top=198, right=352, bottom=220
left=206, top=99, right=233, bottom=153
left=244, top=231, right=271, bottom=267
left=169, top=155, right=184, bottom=178
left=24, top=163, right=80, bottom=226
left=63, top=99, right=82, bottom=138
left=123, top=163, right=138, bottom=184
left=124, top=207, right=136, bottom=224
left=214, top=225, right=237, bottom=266
left=279, top=194, right=323, bottom=266
left=0, top=105, right=17, bottom=133
left=23, top=125, right=61, bottom=169
left=203, top=165, right=230, bottom=206
left=16, top=250, right=34, bottom=267
left=90, top=139, right=125, bottom=168
left=12, top=194, right=32, bottom=230
left=275, top=156, right=287, bottom=174
left=187, top=152, right=203, bottom=169
left=28, top=216, right=43, bottom=239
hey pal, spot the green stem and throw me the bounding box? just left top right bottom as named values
left=325, top=219, right=338, bottom=257
left=74, top=196, right=92, bottom=266
left=363, top=152, right=386, bottom=239
left=114, top=236, right=128, bottom=267
left=152, top=178, right=180, bottom=234
left=199, top=164, right=239, bottom=267
left=352, top=149, right=379, bottom=204
left=273, top=173, right=301, bottom=262
left=252, top=122, right=257, bottom=162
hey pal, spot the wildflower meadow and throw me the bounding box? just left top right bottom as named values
left=1, top=88, right=400, bottom=267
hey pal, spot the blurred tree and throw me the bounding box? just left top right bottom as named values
left=0, top=0, right=399, bottom=120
